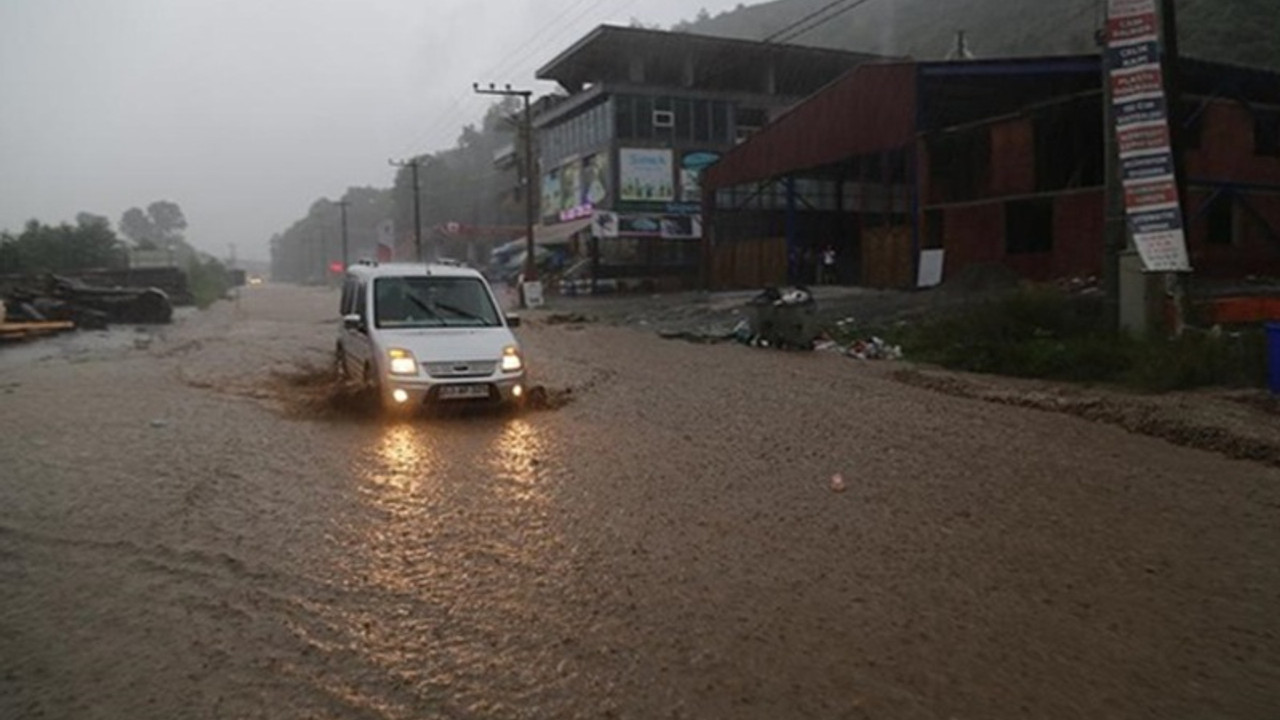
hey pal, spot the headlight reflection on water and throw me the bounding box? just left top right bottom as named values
left=369, top=423, right=433, bottom=496
left=317, top=417, right=563, bottom=692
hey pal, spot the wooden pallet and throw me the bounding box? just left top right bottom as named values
left=0, top=321, right=77, bottom=342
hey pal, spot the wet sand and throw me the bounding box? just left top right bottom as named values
left=2, top=284, right=1278, bottom=719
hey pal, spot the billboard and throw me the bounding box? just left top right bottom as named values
left=619, top=148, right=674, bottom=202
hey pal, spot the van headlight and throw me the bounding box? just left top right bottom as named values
left=387, top=348, right=418, bottom=376
left=500, top=346, right=523, bottom=373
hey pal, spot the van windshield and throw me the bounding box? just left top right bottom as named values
left=373, top=276, right=502, bottom=329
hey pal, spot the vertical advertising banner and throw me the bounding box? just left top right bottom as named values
left=1108, top=0, right=1191, bottom=272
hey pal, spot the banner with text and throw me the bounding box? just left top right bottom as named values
left=1108, top=0, right=1190, bottom=272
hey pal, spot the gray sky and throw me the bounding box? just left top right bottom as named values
left=0, top=0, right=746, bottom=261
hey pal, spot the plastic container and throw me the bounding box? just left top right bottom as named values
left=1267, top=322, right=1280, bottom=395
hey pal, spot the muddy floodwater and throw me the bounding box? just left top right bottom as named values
left=2, top=285, right=1279, bottom=719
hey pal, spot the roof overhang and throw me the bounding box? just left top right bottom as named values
left=536, top=24, right=884, bottom=91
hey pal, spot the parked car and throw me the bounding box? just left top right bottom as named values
left=336, top=261, right=526, bottom=413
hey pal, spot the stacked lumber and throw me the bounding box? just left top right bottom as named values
left=0, top=321, right=76, bottom=342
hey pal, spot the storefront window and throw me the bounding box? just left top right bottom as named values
left=635, top=96, right=654, bottom=140
left=616, top=96, right=635, bottom=139
left=694, top=100, right=710, bottom=142
left=712, top=102, right=729, bottom=143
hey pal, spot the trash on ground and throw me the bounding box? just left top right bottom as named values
left=738, top=286, right=821, bottom=350
left=843, top=336, right=904, bottom=361
left=830, top=473, right=847, bottom=493
left=544, top=313, right=593, bottom=325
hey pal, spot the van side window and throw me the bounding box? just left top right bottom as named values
left=355, top=281, right=368, bottom=322
left=340, top=278, right=354, bottom=315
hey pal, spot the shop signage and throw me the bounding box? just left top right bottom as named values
left=619, top=148, right=675, bottom=202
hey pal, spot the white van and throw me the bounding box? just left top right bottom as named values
left=336, top=262, right=526, bottom=412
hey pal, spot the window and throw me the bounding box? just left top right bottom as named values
left=355, top=280, right=368, bottom=322
left=675, top=98, right=693, bottom=141
left=1179, top=100, right=1205, bottom=151
left=735, top=107, right=768, bottom=129
left=1255, top=110, right=1280, bottom=157
left=616, top=96, right=635, bottom=139
left=1005, top=199, right=1054, bottom=254
left=1034, top=96, right=1104, bottom=191
left=653, top=110, right=675, bottom=129
left=863, top=153, right=883, bottom=182
left=924, top=210, right=945, bottom=250
left=635, top=97, right=654, bottom=140
left=694, top=100, right=710, bottom=142
left=711, top=102, right=729, bottom=143
left=1206, top=194, right=1235, bottom=246
left=930, top=128, right=991, bottom=202
left=373, top=277, right=501, bottom=329
left=340, top=278, right=355, bottom=315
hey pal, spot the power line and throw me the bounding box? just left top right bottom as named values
left=776, top=0, right=885, bottom=45
left=764, top=0, right=862, bottom=44
left=391, top=0, right=624, bottom=159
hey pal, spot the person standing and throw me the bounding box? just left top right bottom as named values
left=821, top=245, right=838, bottom=285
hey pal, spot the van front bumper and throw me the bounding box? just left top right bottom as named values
left=383, top=373, right=527, bottom=407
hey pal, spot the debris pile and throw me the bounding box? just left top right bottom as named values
left=736, top=286, right=820, bottom=350
left=2, top=273, right=173, bottom=343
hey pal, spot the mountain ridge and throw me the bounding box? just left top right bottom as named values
left=680, top=0, right=1279, bottom=70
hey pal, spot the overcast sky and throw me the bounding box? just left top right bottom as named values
left=0, top=0, right=747, bottom=261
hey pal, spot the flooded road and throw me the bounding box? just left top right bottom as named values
left=2, top=285, right=1279, bottom=719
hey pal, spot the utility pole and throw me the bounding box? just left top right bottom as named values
left=389, top=158, right=424, bottom=262
left=1099, top=25, right=1125, bottom=332
left=473, top=82, right=538, bottom=304
left=1160, top=0, right=1190, bottom=335
left=334, top=199, right=350, bottom=269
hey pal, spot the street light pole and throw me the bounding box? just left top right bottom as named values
left=473, top=82, right=538, bottom=291
left=334, top=199, right=350, bottom=269
left=389, top=158, right=424, bottom=262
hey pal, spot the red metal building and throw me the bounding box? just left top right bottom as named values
left=702, top=56, right=1280, bottom=290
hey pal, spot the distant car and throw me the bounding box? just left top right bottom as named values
left=247, top=275, right=264, bottom=286
left=335, top=261, right=526, bottom=413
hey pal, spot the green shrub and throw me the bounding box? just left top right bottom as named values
left=188, top=257, right=231, bottom=309
left=893, top=286, right=1268, bottom=392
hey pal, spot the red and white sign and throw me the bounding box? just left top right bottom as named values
left=1107, top=0, right=1190, bottom=272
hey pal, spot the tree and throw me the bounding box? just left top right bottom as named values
left=118, top=201, right=187, bottom=249
left=0, top=218, right=127, bottom=274
left=76, top=212, right=110, bottom=229
left=147, top=200, right=187, bottom=247
left=119, top=207, right=154, bottom=246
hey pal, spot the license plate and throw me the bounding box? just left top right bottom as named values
left=437, top=384, right=490, bottom=400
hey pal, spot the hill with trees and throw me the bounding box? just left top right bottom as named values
left=680, top=0, right=1279, bottom=69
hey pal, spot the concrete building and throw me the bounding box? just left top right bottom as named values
left=531, top=24, right=881, bottom=291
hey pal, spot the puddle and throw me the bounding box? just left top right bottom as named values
left=266, top=364, right=574, bottom=421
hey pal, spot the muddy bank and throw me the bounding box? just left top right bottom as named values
left=893, top=368, right=1280, bottom=468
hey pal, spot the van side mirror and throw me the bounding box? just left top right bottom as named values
left=342, top=313, right=364, bottom=331
left=505, top=313, right=521, bottom=328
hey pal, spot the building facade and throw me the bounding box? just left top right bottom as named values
left=532, top=25, right=881, bottom=290
left=703, top=56, right=1280, bottom=291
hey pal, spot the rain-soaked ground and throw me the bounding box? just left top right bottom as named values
left=2, top=284, right=1279, bottom=719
